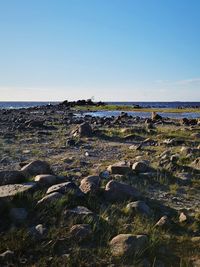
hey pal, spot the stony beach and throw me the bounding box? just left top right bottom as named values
left=0, top=101, right=200, bottom=266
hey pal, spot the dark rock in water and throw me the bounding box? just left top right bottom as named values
left=151, top=112, right=162, bottom=121
left=0, top=170, right=25, bottom=185
left=105, top=180, right=140, bottom=202
left=21, top=160, right=52, bottom=177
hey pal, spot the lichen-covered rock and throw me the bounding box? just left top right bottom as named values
left=0, top=182, right=37, bottom=200
left=126, top=201, right=152, bottom=217
left=79, top=176, right=100, bottom=194
left=109, top=234, right=148, bottom=257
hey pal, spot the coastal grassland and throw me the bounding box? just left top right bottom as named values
left=73, top=104, right=200, bottom=114
left=1, top=108, right=200, bottom=266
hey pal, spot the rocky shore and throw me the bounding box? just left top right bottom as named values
left=0, top=102, right=200, bottom=266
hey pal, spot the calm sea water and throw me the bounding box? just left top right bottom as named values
left=0, top=101, right=200, bottom=109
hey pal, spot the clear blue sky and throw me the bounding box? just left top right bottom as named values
left=0, top=0, right=200, bottom=101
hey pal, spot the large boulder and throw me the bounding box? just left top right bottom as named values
left=110, top=234, right=148, bottom=257
left=105, top=180, right=140, bottom=202
left=126, top=201, right=152, bottom=217
left=132, top=161, right=149, bottom=173
left=107, top=162, right=131, bottom=175
left=72, top=122, right=93, bottom=137
left=37, top=192, right=63, bottom=205
left=34, top=174, right=58, bottom=187
left=79, top=176, right=100, bottom=194
left=46, top=182, right=83, bottom=197
left=0, top=182, right=37, bottom=200
left=0, top=170, right=25, bottom=186
left=21, top=160, right=52, bottom=177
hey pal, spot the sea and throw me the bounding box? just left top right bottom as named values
left=0, top=101, right=200, bottom=109
left=0, top=101, right=200, bottom=119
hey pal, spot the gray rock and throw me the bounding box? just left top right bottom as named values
left=132, top=161, right=149, bottom=173
left=21, top=160, right=52, bottom=177
left=79, top=176, right=100, bottom=194
left=0, top=182, right=37, bottom=200
left=46, top=182, right=83, bottom=197
left=105, top=180, right=140, bottom=202
left=34, top=174, right=58, bottom=186
left=63, top=206, right=94, bottom=224
left=72, top=122, right=93, bottom=137
left=37, top=192, right=63, bottom=205
left=107, top=161, right=131, bottom=175
left=126, top=201, right=152, bottom=217
left=109, top=234, right=148, bottom=257
left=0, top=170, right=25, bottom=186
